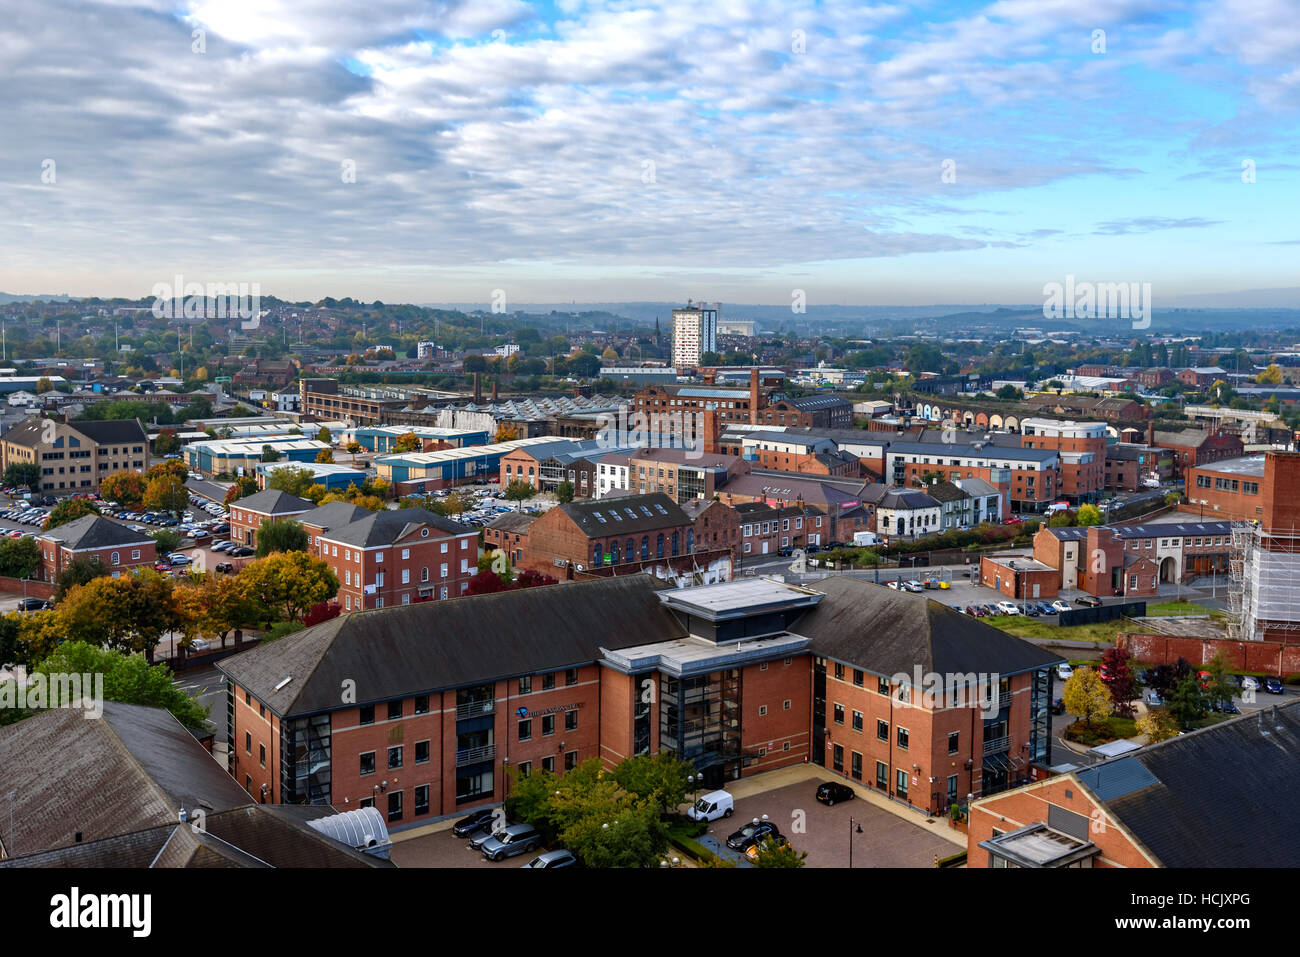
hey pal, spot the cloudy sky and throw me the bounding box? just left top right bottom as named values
left=2, top=0, right=1298, bottom=307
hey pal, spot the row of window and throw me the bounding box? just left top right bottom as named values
left=828, top=749, right=959, bottom=799
left=518, top=711, right=577, bottom=739
left=517, top=669, right=578, bottom=694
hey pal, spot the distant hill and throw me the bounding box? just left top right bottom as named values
left=0, top=292, right=71, bottom=304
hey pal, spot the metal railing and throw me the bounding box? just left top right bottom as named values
left=983, top=735, right=1011, bottom=755
left=456, top=744, right=496, bottom=766
left=455, top=698, right=495, bottom=720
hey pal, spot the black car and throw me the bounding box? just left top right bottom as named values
left=229, top=546, right=255, bottom=557
left=452, top=807, right=498, bottom=838
left=1050, top=696, right=1065, bottom=715
left=16, top=597, right=51, bottom=612
left=1265, top=676, right=1284, bottom=695
left=1075, top=595, right=1103, bottom=607
left=1210, top=699, right=1241, bottom=715
left=815, top=782, right=855, bottom=806
left=726, top=820, right=782, bottom=852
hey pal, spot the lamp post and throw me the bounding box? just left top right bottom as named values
left=848, top=817, right=863, bottom=868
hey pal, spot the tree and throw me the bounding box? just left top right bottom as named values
left=315, top=448, right=335, bottom=464
left=224, top=475, right=258, bottom=505
left=265, top=464, right=317, bottom=498
left=255, top=519, right=308, bottom=557
left=145, top=460, right=188, bottom=485
left=610, top=753, right=692, bottom=817
left=239, top=552, right=339, bottom=623
left=1143, top=657, right=1191, bottom=697
left=1204, top=651, right=1237, bottom=709
left=555, top=480, right=575, bottom=504
left=44, top=571, right=185, bottom=662
left=35, top=376, right=52, bottom=394
left=154, top=427, right=181, bottom=454
left=186, top=575, right=262, bottom=647
left=100, top=471, right=147, bottom=509
left=345, top=441, right=361, bottom=463
left=303, top=601, right=342, bottom=628
left=32, top=642, right=209, bottom=729
left=751, top=838, right=808, bottom=868
left=43, top=497, right=100, bottom=530
left=144, top=475, right=188, bottom=514
left=392, top=432, right=421, bottom=453
left=260, top=445, right=281, bottom=463
left=151, top=528, right=184, bottom=556
left=1063, top=667, right=1111, bottom=730
left=316, top=426, right=332, bottom=444
left=1076, top=504, right=1103, bottom=527
left=0, top=536, right=40, bottom=579
left=1, top=462, right=41, bottom=490
left=505, top=479, right=536, bottom=510
left=1256, top=363, right=1283, bottom=385
left=1100, top=646, right=1138, bottom=716
left=1047, top=512, right=1074, bottom=528
left=1135, top=709, right=1179, bottom=743
left=53, top=556, right=108, bottom=600
left=494, top=425, right=518, bottom=444
left=995, top=384, right=1022, bottom=399
left=1164, top=491, right=1182, bottom=507
left=1167, top=673, right=1208, bottom=729
left=463, top=354, right=487, bottom=373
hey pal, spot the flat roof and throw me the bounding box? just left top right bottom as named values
left=980, top=823, right=1098, bottom=868
left=1192, top=455, right=1266, bottom=477
left=657, top=578, right=823, bottom=620
left=602, top=633, right=811, bottom=678
left=983, top=555, right=1055, bottom=572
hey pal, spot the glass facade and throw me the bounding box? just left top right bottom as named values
left=281, top=713, right=332, bottom=804
left=659, top=670, right=743, bottom=782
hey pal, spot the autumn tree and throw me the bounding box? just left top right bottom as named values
left=239, top=551, right=339, bottom=623
left=1076, top=504, right=1103, bottom=527
left=392, top=432, right=421, bottom=453
left=146, top=460, right=188, bottom=485
left=255, top=519, right=308, bottom=557
left=100, top=471, right=147, bottom=509
left=1100, top=646, right=1139, bottom=716
left=144, top=475, right=188, bottom=514
left=1256, top=364, right=1283, bottom=385
left=185, top=574, right=263, bottom=647
left=751, top=838, right=807, bottom=868
left=315, top=448, right=335, bottom=464
left=345, top=441, right=361, bottom=463
left=494, top=424, right=518, bottom=443
left=1135, top=709, right=1179, bottom=743
left=1063, top=667, right=1111, bottom=730
left=224, top=475, right=259, bottom=505
left=154, top=428, right=180, bottom=454
left=43, top=497, right=100, bottom=530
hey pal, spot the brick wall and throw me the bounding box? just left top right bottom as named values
left=1119, top=632, right=1300, bottom=677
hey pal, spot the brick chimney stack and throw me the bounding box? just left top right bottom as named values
left=491, top=380, right=498, bottom=403
left=749, top=368, right=760, bottom=422
left=473, top=372, right=482, bottom=404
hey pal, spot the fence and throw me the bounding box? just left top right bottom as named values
left=1057, top=601, right=1146, bottom=627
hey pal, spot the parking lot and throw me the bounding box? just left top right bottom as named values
left=389, top=819, right=547, bottom=869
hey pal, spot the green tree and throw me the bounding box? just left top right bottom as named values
left=1204, top=651, right=1237, bottom=709
left=239, top=551, right=339, bottom=623
left=154, top=427, right=181, bottom=454
left=1047, top=512, right=1074, bottom=528
left=1, top=462, right=41, bottom=489
left=0, top=536, right=40, bottom=579
left=255, top=519, right=308, bottom=557
left=1164, top=491, right=1182, bottom=507
left=43, top=497, right=100, bottom=530
left=151, top=528, right=184, bottom=556
left=1076, top=504, right=1103, bottom=527
left=316, top=426, right=332, bottom=444
left=610, top=753, right=692, bottom=817
left=260, top=445, right=281, bottom=463
left=555, top=480, right=575, bottom=504
left=33, top=641, right=209, bottom=729
left=266, top=465, right=317, bottom=498
left=1167, top=673, right=1208, bottom=729
left=53, top=556, right=109, bottom=601
left=505, top=479, right=536, bottom=511
left=224, top=475, right=259, bottom=505
left=751, top=838, right=808, bottom=868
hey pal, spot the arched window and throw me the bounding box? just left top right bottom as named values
left=641, top=536, right=649, bottom=560
left=110, top=551, right=120, bottom=565
left=671, top=531, right=679, bottom=556
left=611, top=542, right=620, bottom=563
left=593, top=543, right=602, bottom=566
left=686, top=529, right=695, bottom=552
left=626, top=538, right=634, bottom=562
left=656, top=534, right=664, bottom=558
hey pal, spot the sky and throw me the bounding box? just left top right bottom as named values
left=1, top=0, right=1298, bottom=309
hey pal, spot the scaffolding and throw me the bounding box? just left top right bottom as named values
left=1229, top=522, right=1300, bottom=642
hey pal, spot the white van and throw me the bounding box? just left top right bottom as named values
left=686, top=789, right=734, bottom=822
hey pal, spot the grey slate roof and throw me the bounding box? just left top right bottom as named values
left=73, top=418, right=149, bottom=445
left=559, top=493, right=689, bottom=537
left=317, top=506, right=472, bottom=547
left=230, top=488, right=314, bottom=516
left=38, top=513, right=154, bottom=549
left=791, top=577, right=1064, bottom=678
left=298, top=500, right=371, bottom=531
left=1085, top=701, right=1300, bottom=867
left=0, top=701, right=248, bottom=856
left=485, top=511, right=537, bottom=533
left=218, top=575, right=687, bottom=716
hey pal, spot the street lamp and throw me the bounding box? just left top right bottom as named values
left=848, top=818, right=863, bottom=868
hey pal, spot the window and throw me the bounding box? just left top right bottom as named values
left=896, top=769, right=908, bottom=798
left=852, top=710, right=863, bottom=732
left=517, top=761, right=531, bottom=778
left=758, top=705, right=768, bottom=716
left=518, top=675, right=532, bottom=695
left=360, top=751, right=376, bottom=775
left=948, top=732, right=959, bottom=755
left=877, top=719, right=888, bottom=741
left=388, top=791, right=403, bottom=822
left=415, top=784, right=430, bottom=816
left=877, top=676, right=890, bottom=696
left=541, top=756, right=555, bottom=773
left=851, top=751, right=862, bottom=780
left=518, top=719, right=532, bottom=741
left=259, top=744, right=265, bottom=767
left=388, top=745, right=403, bottom=769
left=359, top=705, right=374, bottom=725
left=833, top=703, right=844, bottom=725
left=565, top=668, right=578, bottom=686
left=832, top=744, right=844, bottom=771
left=542, top=714, right=555, bottom=736
left=853, top=669, right=864, bottom=687
left=876, top=761, right=888, bottom=789
left=542, top=673, right=555, bottom=691
left=414, top=740, right=430, bottom=764
left=387, top=700, right=401, bottom=721
left=244, top=732, right=251, bottom=755
left=565, top=710, right=577, bottom=732
left=783, top=699, right=792, bottom=710
left=897, top=727, right=909, bottom=750
left=401, top=569, right=410, bottom=584
left=401, top=548, right=410, bottom=560
left=414, top=695, right=429, bottom=715
left=834, top=662, right=845, bottom=680
left=564, top=750, right=578, bottom=772
left=947, top=775, right=958, bottom=803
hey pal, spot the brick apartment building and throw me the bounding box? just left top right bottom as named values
left=217, top=575, right=1062, bottom=823
left=299, top=501, right=371, bottom=557
left=482, top=512, right=538, bottom=566
left=733, top=502, right=831, bottom=560
left=1033, top=521, right=1232, bottom=594
left=316, top=507, right=478, bottom=611
left=517, top=493, right=703, bottom=576
left=1176, top=366, right=1227, bottom=389
left=734, top=431, right=861, bottom=477
left=1018, top=418, right=1106, bottom=502
left=37, top=514, right=158, bottom=582
left=883, top=441, right=1055, bottom=512
left=969, top=702, right=1300, bottom=867
left=620, top=448, right=750, bottom=504
left=1151, top=426, right=1243, bottom=479
left=228, top=489, right=314, bottom=550
left=0, top=416, right=149, bottom=494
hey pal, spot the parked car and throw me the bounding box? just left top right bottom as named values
left=480, top=823, right=542, bottom=861
left=965, top=605, right=982, bottom=617
left=215, top=562, right=235, bottom=574
left=521, top=849, right=578, bottom=869
left=1036, top=601, right=1056, bottom=615
left=1210, top=699, right=1241, bottom=715
left=995, top=601, right=1020, bottom=616
left=687, top=789, right=734, bottom=822
left=1264, top=676, right=1284, bottom=695
left=1075, top=595, right=1103, bottom=607
left=1050, top=696, right=1065, bottom=715
left=1022, top=603, right=1040, bottom=617
left=16, top=598, right=51, bottom=612
left=815, top=782, right=855, bottom=806
left=1144, top=690, right=1165, bottom=707
left=452, top=807, right=498, bottom=838
left=726, top=820, right=781, bottom=852
left=951, top=604, right=965, bottom=613
left=1050, top=600, right=1072, bottom=613
left=1056, top=663, right=1074, bottom=681
left=980, top=604, right=999, bottom=617
left=229, top=546, right=255, bottom=558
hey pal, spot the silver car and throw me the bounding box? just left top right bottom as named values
left=521, top=849, right=577, bottom=869
left=479, top=823, right=541, bottom=861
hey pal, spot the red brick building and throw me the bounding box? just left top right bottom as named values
left=316, top=507, right=478, bottom=612
left=482, top=512, right=538, bottom=567
left=218, top=575, right=1062, bottom=823
left=1183, top=455, right=1265, bottom=522
left=979, top=555, right=1060, bottom=600
left=1151, top=426, right=1243, bottom=480
left=228, top=489, right=314, bottom=550
left=682, top=498, right=741, bottom=563
left=37, top=514, right=157, bottom=582
left=520, top=492, right=705, bottom=576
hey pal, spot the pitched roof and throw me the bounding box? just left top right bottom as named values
left=791, top=577, right=1064, bottom=678
left=38, top=514, right=154, bottom=550
left=485, top=511, right=537, bottom=533
left=318, top=506, right=473, bottom=547
left=298, top=501, right=371, bottom=531
left=1082, top=701, right=1300, bottom=867
left=0, top=701, right=249, bottom=856
left=73, top=418, right=149, bottom=445
left=558, top=493, right=689, bottom=537
left=230, top=488, right=314, bottom=516
left=218, top=576, right=686, bottom=716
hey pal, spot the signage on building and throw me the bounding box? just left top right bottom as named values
left=516, top=702, right=584, bottom=719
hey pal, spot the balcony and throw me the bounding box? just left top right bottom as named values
left=983, top=735, right=1011, bottom=755
left=456, top=743, right=496, bottom=766
left=456, top=698, right=495, bottom=720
